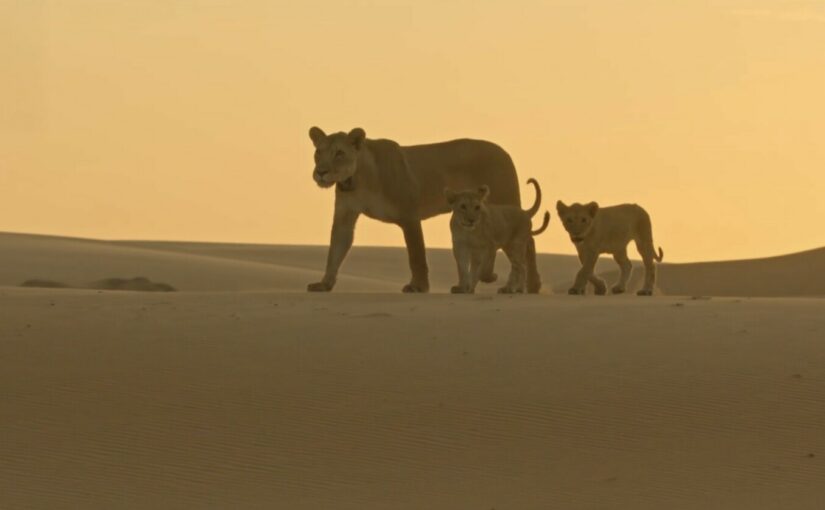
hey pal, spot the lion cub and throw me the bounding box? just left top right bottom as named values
left=446, top=179, right=550, bottom=294
left=557, top=201, right=664, bottom=296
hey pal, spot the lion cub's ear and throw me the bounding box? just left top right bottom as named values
left=586, top=201, right=600, bottom=217
left=309, top=126, right=327, bottom=147
left=347, top=128, right=366, bottom=150
left=477, top=185, right=490, bottom=201
left=444, top=188, right=457, bottom=205
left=556, top=200, right=568, bottom=215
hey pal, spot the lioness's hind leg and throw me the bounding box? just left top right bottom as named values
left=612, top=248, right=633, bottom=294
left=525, top=236, right=542, bottom=293
left=635, top=240, right=656, bottom=296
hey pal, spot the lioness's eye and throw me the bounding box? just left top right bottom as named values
left=335, top=150, right=345, bottom=158
left=474, top=205, right=480, bottom=211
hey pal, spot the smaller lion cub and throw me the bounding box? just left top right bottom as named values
left=446, top=179, right=550, bottom=294
left=557, top=201, right=664, bottom=296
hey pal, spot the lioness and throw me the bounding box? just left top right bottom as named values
left=306, top=127, right=542, bottom=293
left=447, top=179, right=550, bottom=294
left=556, top=201, right=664, bottom=296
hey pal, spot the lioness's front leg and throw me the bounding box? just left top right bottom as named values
left=401, top=220, right=429, bottom=293
left=569, top=251, right=598, bottom=295
left=308, top=207, right=360, bottom=292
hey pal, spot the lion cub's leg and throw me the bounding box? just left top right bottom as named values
left=569, top=251, right=598, bottom=295
left=479, top=248, right=498, bottom=283
left=451, top=242, right=474, bottom=294
left=588, top=274, right=607, bottom=295
left=498, top=241, right=527, bottom=294
left=611, top=248, right=633, bottom=294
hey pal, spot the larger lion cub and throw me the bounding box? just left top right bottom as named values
left=447, top=179, right=550, bottom=294
left=557, top=201, right=664, bottom=296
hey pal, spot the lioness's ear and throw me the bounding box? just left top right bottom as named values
left=348, top=127, right=366, bottom=150
left=586, top=201, right=599, bottom=217
left=556, top=200, right=567, bottom=214
left=309, top=126, right=326, bottom=147
left=444, top=188, right=457, bottom=205
left=477, top=185, right=490, bottom=201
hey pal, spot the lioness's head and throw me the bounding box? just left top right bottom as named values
left=445, top=186, right=490, bottom=231
left=556, top=200, right=599, bottom=243
left=308, top=126, right=366, bottom=188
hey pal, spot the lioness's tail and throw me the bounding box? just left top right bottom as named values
left=531, top=211, right=551, bottom=236
left=524, top=178, right=542, bottom=218
left=655, top=247, right=664, bottom=262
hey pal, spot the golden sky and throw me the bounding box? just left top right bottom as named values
left=2, top=0, right=823, bottom=262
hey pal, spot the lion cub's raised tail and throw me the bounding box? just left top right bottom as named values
left=531, top=211, right=551, bottom=236
left=655, top=247, right=664, bottom=263
left=524, top=178, right=543, bottom=218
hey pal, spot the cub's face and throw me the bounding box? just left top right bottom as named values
left=556, top=201, right=599, bottom=243
left=308, top=126, right=365, bottom=188
left=445, top=186, right=489, bottom=231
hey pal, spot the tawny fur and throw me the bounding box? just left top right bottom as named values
left=306, top=127, right=543, bottom=293
left=447, top=180, right=551, bottom=294
left=557, top=201, right=664, bottom=296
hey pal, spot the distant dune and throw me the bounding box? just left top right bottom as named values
left=2, top=232, right=823, bottom=296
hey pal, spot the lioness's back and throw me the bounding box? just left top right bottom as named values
left=401, top=139, right=521, bottom=210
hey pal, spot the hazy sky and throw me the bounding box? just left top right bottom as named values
left=2, top=0, right=823, bottom=262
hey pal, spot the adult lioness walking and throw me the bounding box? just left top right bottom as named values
left=307, top=126, right=541, bottom=293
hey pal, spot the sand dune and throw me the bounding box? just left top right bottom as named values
left=0, top=233, right=397, bottom=293
left=2, top=232, right=824, bottom=508
left=119, top=238, right=825, bottom=297
left=1, top=289, right=824, bottom=509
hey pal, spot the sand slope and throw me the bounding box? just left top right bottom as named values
left=4, top=232, right=823, bottom=296
left=1, top=290, right=824, bottom=509
left=0, top=233, right=397, bottom=292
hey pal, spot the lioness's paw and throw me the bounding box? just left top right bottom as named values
left=402, top=283, right=429, bottom=293
left=568, top=287, right=586, bottom=295
left=637, top=289, right=653, bottom=296
left=497, top=286, right=515, bottom=294
left=594, top=284, right=607, bottom=296
left=611, top=286, right=626, bottom=295
left=450, top=285, right=471, bottom=294
left=307, top=281, right=332, bottom=292
left=479, top=272, right=498, bottom=283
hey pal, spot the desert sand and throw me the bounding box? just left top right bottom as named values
left=1, top=231, right=824, bottom=509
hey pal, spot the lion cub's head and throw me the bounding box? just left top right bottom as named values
left=308, top=126, right=366, bottom=188
left=445, top=186, right=490, bottom=231
left=557, top=201, right=599, bottom=243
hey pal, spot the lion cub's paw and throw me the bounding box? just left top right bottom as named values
left=636, top=289, right=653, bottom=296
left=568, top=287, right=586, bottom=295
left=307, top=281, right=333, bottom=292
left=450, top=285, right=472, bottom=294
left=593, top=283, right=607, bottom=295
left=611, top=285, right=626, bottom=295
left=403, top=283, right=430, bottom=293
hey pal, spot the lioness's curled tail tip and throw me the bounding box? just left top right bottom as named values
left=656, top=247, right=664, bottom=262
